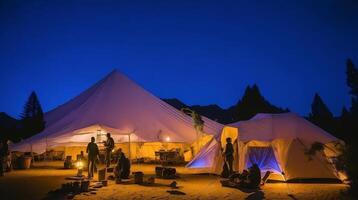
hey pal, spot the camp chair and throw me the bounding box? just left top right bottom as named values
left=261, top=171, right=271, bottom=186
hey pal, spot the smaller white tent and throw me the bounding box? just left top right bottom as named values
left=187, top=113, right=343, bottom=181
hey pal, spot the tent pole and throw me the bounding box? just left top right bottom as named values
left=45, top=137, right=48, bottom=161
left=128, top=134, right=131, bottom=163
left=30, top=143, right=34, bottom=164
left=196, top=129, right=199, bottom=156
left=283, top=173, right=293, bottom=196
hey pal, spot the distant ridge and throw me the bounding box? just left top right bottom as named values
left=162, top=98, right=236, bottom=124
left=162, top=85, right=288, bottom=124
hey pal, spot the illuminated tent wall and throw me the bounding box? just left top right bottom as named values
left=11, top=70, right=223, bottom=160
left=186, top=126, right=238, bottom=174
left=187, top=113, right=344, bottom=181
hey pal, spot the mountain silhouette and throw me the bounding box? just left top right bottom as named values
left=162, top=85, right=288, bottom=124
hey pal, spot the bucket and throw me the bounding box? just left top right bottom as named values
left=155, top=166, right=163, bottom=177
left=133, top=171, right=143, bottom=184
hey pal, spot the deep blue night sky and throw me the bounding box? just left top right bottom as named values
left=0, top=0, right=357, bottom=118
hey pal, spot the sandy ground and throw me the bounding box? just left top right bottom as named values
left=0, top=161, right=351, bottom=200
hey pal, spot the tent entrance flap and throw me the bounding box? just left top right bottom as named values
left=245, top=147, right=281, bottom=173
left=220, top=126, right=238, bottom=147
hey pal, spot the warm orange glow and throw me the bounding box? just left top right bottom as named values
left=166, top=136, right=170, bottom=142
left=75, top=161, right=84, bottom=169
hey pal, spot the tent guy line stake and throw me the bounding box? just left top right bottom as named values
left=283, top=173, right=293, bottom=197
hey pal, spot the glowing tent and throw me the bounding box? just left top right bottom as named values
left=11, top=70, right=223, bottom=159
left=187, top=113, right=344, bottom=181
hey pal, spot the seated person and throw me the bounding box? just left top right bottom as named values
left=238, top=164, right=261, bottom=189
left=114, top=148, right=131, bottom=179
left=229, top=169, right=249, bottom=183
left=248, top=164, right=261, bottom=187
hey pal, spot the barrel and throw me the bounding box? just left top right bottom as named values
left=18, top=156, right=32, bottom=169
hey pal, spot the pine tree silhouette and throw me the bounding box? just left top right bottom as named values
left=347, top=58, right=358, bottom=116
left=20, top=91, right=45, bottom=139
left=309, top=93, right=333, bottom=119
left=308, top=93, right=335, bottom=135
left=342, top=58, right=358, bottom=197
left=338, top=106, right=350, bottom=141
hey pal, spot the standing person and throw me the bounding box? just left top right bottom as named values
left=224, top=137, right=234, bottom=175
left=0, top=139, right=9, bottom=177
left=104, top=133, right=115, bottom=168
left=86, top=137, right=99, bottom=179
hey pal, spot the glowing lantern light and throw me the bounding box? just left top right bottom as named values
left=75, top=161, right=84, bottom=169
left=75, top=160, right=84, bottom=177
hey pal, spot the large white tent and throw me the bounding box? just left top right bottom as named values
left=187, top=113, right=344, bottom=181
left=11, top=70, right=223, bottom=159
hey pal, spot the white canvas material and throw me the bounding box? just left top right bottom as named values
left=11, top=70, right=224, bottom=153
left=187, top=113, right=342, bottom=181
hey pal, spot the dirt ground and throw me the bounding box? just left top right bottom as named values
left=0, top=161, right=351, bottom=200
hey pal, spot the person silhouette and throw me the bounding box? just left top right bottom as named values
left=104, top=133, right=115, bottom=167
left=224, top=137, right=234, bottom=175
left=86, top=137, right=99, bottom=179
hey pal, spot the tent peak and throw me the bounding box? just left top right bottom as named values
left=107, top=68, right=124, bottom=77
left=102, top=69, right=135, bottom=85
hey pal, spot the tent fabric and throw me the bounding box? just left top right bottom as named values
left=228, top=113, right=338, bottom=143
left=245, top=147, right=281, bottom=174
left=282, top=139, right=338, bottom=180
left=187, top=114, right=342, bottom=181
left=186, top=138, right=220, bottom=169
left=187, top=126, right=238, bottom=173
left=12, top=70, right=224, bottom=153
left=220, top=126, right=238, bottom=148
left=238, top=139, right=339, bottom=180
